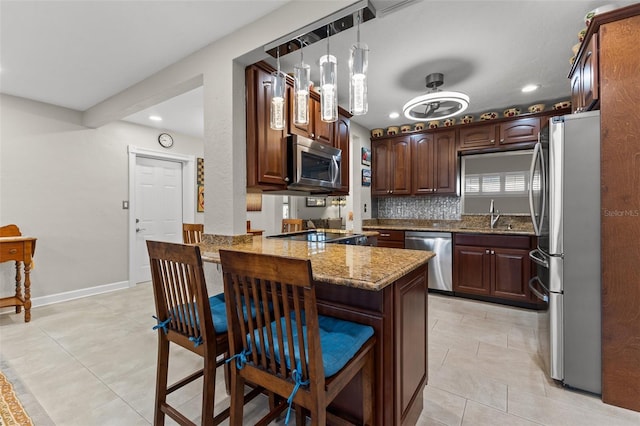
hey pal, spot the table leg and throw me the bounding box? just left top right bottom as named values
left=14, top=261, right=22, bottom=314
left=24, top=261, right=32, bottom=322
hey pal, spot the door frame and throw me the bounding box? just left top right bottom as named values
left=127, top=145, right=197, bottom=287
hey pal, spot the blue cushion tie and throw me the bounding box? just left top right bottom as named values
left=226, top=348, right=252, bottom=370
left=285, top=369, right=309, bottom=425
left=152, top=315, right=171, bottom=334
left=189, top=336, right=203, bottom=347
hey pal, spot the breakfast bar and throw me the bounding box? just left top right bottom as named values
left=198, top=235, right=434, bottom=425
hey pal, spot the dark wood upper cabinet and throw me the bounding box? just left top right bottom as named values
left=412, top=130, right=457, bottom=195
left=458, top=117, right=540, bottom=152
left=372, top=136, right=412, bottom=196
left=458, top=124, right=498, bottom=151
left=499, top=117, right=540, bottom=145
left=246, top=64, right=287, bottom=190
left=246, top=61, right=351, bottom=193
left=290, top=93, right=335, bottom=145
left=571, top=32, right=599, bottom=113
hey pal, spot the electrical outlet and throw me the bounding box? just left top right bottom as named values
left=122, top=201, right=129, bottom=209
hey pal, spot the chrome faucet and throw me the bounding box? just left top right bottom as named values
left=489, top=199, right=501, bottom=229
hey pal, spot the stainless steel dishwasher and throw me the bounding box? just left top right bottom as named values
left=405, top=231, right=453, bottom=293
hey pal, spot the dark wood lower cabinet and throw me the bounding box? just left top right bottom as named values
left=453, top=234, right=539, bottom=306
left=314, top=263, right=428, bottom=425
left=376, top=229, right=405, bottom=248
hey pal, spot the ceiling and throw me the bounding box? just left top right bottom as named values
left=1, top=1, right=633, bottom=137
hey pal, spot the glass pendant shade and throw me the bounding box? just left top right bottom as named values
left=270, top=70, right=286, bottom=130
left=349, top=42, right=368, bottom=115
left=319, top=54, right=338, bottom=122
left=293, top=63, right=311, bottom=125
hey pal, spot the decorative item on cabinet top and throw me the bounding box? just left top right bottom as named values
left=503, top=108, right=520, bottom=117
left=480, top=112, right=498, bottom=120
left=387, top=126, right=399, bottom=136
left=554, top=100, right=571, bottom=110
left=528, top=104, right=545, bottom=113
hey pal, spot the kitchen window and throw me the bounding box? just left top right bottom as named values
left=461, top=150, right=535, bottom=214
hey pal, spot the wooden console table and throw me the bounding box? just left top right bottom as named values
left=0, top=225, right=37, bottom=322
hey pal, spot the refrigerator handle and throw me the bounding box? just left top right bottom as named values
left=529, top=140, right=543, bottom=236
left=529, top=248, right=549, bottom=268
left=528, top=276, right=549, bottom=303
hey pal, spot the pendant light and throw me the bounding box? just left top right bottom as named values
left=293, top=43, right=310, bottom=126
left=270, top=50, right=286, bottom=130
left=319, top=25, right=338, bottom=123
left=349, top=10, right=368, bottom=115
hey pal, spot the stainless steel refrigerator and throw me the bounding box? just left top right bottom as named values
left=528, top=110, right=601, bottom=394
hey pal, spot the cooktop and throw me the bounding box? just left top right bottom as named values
left=267, top=230, right=366, bottom=244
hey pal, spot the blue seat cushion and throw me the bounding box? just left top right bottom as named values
left=173, top=293, right=261, bottom=334
left=208, top=293, right=228, bottom=332
left=250, top=313, right=374, bottom=377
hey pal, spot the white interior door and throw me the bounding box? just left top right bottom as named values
left=135, top=156, right=183, bottom=283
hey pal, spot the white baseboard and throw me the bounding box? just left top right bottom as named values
left=0, top=280, right=131, bottom=314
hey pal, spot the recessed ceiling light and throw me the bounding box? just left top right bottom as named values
left=521, top=84, right=540, bottom=93
left=389, top=112, right=400, bottom=119
left=149, top=115, right=162, bottom=121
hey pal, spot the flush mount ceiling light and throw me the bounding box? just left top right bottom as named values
left=403, top=73, right=469, bottom=121
left=522, top=84, right=540, bottom=93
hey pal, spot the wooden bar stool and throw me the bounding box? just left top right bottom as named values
left=281, top=219, right=303, bottom=233
left=182, top=223, right=203, bottom=244
left=146, top=241, right=260, bottom=425
left=220, top=250, right=376, bottom=425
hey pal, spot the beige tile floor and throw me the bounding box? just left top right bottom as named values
left=1, top=283, right=639, bottom=425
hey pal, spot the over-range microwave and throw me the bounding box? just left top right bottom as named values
left=287, top=135, right=341, bottom=192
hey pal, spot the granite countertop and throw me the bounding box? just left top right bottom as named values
left=363, top=216, right=535, bottom=236
left=198, top=235, right=433, bottom=292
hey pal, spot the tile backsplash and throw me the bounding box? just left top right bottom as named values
left=377, top=196, right=461, bottom=220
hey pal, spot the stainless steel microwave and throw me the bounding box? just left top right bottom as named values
left=287, top=135, right=341, bottom=192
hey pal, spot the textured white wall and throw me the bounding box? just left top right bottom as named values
left=0, top=94, right=204, bottom=299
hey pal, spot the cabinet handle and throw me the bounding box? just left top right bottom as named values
left=485, top=249, right=490, bottom=254
left=284, top=177, right=290, bottom=182
left=500, top=138, right=504, bottom=143
left=310, top=133, right=315, bottom=138
left=491, top=250, right=495, bottom=255
left=9, top=249, right=18, bottom=254
left=390, top=190, right=393, bottom=194
left=491, top=139, right=495, bottom=143
left=380, top=233, right=391, bottom=237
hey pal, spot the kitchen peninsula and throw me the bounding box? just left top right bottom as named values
left=198, top=235, right=434, bottom=425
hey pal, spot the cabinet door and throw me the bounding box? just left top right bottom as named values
left=499, top=117, right=540, bottom=146
left=581, top=34, right=599, bottom=111
left=412, top=134, right=435, bottom=194
left=570, top=69, right=583, bottom=113
left=492, top=248, right=531, bottom=302
left=377, top=230, right=405, bottom=248
left=458, top=124, right=498, bottom=151
left=391, top=136, right=412, bottom=195
left=333, top=114, right=350, bottom=194
left=312, top=97, right=335, bottom=145
left=433, top=131, right=457, bottom=194
left=453, top=245, right=491, bottom=296
left=246, top=65, right=287, bottom=188
left=372, top=140, right=391, bottom=195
